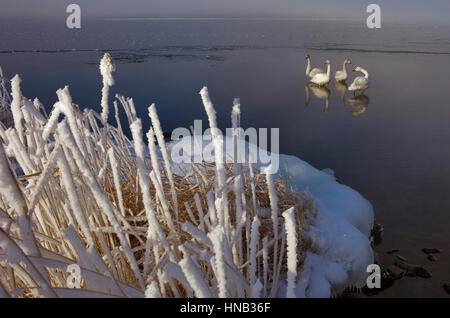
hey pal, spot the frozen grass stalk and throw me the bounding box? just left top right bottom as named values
left=148, top=104, right=179, bottom=222
left=249, top=216, right=261, bottom=286
left=100, top=53, right=115, bottom=124
left=209, top=226, right=228, bottom=298
left=265, top=165, right=280, bottom=297
left=108, top=148, right=125, bottom=216
left=179, top=254, right=213, bottom=298
left=130, top=119, right=175, bottom=265
left=283, top=207, right=297, bottom=298
left=10, top=75, right=24, bottom=144
left=199, top=87, right=228, bottom=229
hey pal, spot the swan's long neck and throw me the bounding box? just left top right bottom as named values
left=306, top=58, right=311, bottom=76
left=342, top=62, right=348, bottom=75
left=360, top=68, right=369, bottom=78
left=326, top=64, right=331, bottom=77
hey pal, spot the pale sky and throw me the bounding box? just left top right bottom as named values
left=0, top=0, right=449, bottom=23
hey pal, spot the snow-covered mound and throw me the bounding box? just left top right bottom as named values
left=277, top=154, right=374, bottom=297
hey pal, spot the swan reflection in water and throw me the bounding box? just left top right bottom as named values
left=336, top=79, right=370, bottom=116
left=334, top=81, right=348, bottom=106
left=305, top=80, right=370, bottom=116
left=305, top=83, right=330, bottom=112
left=347, top=93, right=370, bottom=116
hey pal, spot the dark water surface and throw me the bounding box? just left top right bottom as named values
left=1, top=18, right=450, bottom=297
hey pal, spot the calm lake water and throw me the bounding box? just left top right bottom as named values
left=1, top=18, right=450, bottom=297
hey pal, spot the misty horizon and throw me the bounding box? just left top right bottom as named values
left=0, top=0, right=449, bottom=24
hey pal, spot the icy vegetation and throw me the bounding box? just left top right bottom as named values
left=0, top=54, right=373, bottom=298
left=0, top=67, right=12, bottom=126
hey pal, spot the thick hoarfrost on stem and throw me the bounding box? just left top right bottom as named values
left=249, top=216, right=261, bottom=287
left=56, top=86, right=86, bottom=157
left=113, top=100, right=124, bottom=140
left=262, top=237, right=269, bottom=297
left=130, top=119, right=174, bottom=261
left=108, top=148, right=125, bottom=216
left=265, top=165, right=279, bottom=296
left=146, top=128, right=162, bottom=187
left=282, top=207, right=297, bottom=298
left=231, top=99, right=245, bottom=263
left=99, top=53, right=115, bottom=124
left=179, top=254, right=213, bottom=298
left=5, top=128, right=34, bottom=174
left=0, top=143, right=37, bottom=256
left=248, top=152, right=258, bottom=213
left=28, top=145, right=60, bottom=210
left=149, top=170, right=178, bottom=241
left=163, top=262, right=194, bottom=297
left=208, top=226, right=228, bottom=298
left=58, top=149, right=94, bottom=247
left=10, top=75, right=24, bottom=144
left=41, top=102, right=62, bottom=143
left=181, top=221, right=213, bottom=248
left=231, top=98, right=241, bottom=134
left=199, top=87, right=228, bottom=228
left=148, top=104, right=179, bottom=222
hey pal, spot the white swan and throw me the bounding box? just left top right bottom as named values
left=334, top=59, right=351, bottom=82
left=349, top=66, right=370, bottom=93
left=305, top=55, right=325, bottom=78
left=310, top=60, right=331, bottom=86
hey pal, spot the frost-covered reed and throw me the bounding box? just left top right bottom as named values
left=0, top=54, right=315, bottom=298
left=0, top=67, right=12, bottom=127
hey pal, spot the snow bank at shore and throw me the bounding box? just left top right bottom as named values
left=277, top=153, right=374, bottom=297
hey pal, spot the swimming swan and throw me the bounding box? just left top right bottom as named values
left=335, top=59, right=351, bottom=82
left=310, top=60, right=331, bottom=86
left=349, top=67, right=370, bottom=93
left=306, top=55, right=325, bottom=78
